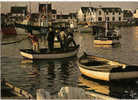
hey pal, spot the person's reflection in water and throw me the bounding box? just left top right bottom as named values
left=47, top=61, right=56, bottom=87
left=28, top=62, right=40, bottom=97
left=59, top=61, right=70, bottom=85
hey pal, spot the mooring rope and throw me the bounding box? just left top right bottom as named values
left=1, top=37, right=28, bottom=45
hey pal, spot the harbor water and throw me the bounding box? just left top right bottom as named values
left=1, top=26, right=138, bottom=99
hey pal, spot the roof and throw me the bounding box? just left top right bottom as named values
left=123, top=10, right=133, bottom=17
left=101, top=7, right=122, bottom=12
left=81, top=7, right=97, bottom=13
left=39, top=3, right=52, bottom=13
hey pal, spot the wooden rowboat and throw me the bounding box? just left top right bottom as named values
left=78, top=53, right=138, bottom=81
left=20, top=45, right=79, bottom=59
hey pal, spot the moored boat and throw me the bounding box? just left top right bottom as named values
left=94, top=21, right=121, bottom=45
left=20, top=45, right=79, bottom=59
left=1, top=26, right=17, bottom=35
left=1, top=17, right=17, bottom=35
left=78, top=53, right=138, bottom=81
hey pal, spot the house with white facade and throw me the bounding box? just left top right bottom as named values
left=78, top=7, right=123, bottom=24
left=123, top=9, right=133, bottom=21
left=77, top=7, right=88, bottom=23
left=133, top=8, right=138, bottom=19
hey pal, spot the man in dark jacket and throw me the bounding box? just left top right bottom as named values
left=47, top=27, right=55, bottom=52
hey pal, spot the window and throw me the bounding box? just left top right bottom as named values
left=98, top=17, right=102, bottom=21
left=112, top=17, right=115, bottom=21
left=112, top=12, right=115, bottom=15
left=107, top=17, right=109, bottom=21
left=118, top=12, right=121, bottom=15
left=99, top=11, right=101, bottom=15
left=119, top=17, right=121, bottom=21
left=106, top=12, right=108, bottom=15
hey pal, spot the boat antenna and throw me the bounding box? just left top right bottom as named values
left=105, top=16, right=108, bottom=37
left=29, top=2, right=31, bottom=15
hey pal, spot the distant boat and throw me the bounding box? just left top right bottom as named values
left=20, top=45, right=79, bottom=59
left=78, top=53, right=138, bottom=81
left=15, top=23, right=40, bottom=35
left=1, top=26, right=17, bottom=35
left=94, top=21, right=121, bottom=45
left=1, top=17, right=17, bottom=35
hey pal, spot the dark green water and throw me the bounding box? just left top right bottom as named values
left=1, top=26, right=138, bottom=99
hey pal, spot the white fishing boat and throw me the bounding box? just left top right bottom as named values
left=94, top=20, right=121, bottom=45
left=78, top=53, right=138, bottom=81
left=20, top=45, right=79, bottom=59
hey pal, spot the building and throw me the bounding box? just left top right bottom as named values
left=133, top=8, right=138, bottom=25
left=77, top=7, right=123, bottom=23
left=123, top=9, right=133, bottom=21
left=133, top=8, right=138, bottom=19
left=77, top=7, right=88, bottom=22
left=52, top=9, right=57, bottom=20
left=39, top=3, right=57, bottom=21
left=11, top=6, right=27, bottom=17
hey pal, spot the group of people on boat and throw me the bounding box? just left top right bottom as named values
left=26, top=15, right=76, bottom=53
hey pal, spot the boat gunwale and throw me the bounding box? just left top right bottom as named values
left=20, top=45, right=79, bottom=59
left=20, top=45, right=79, bottom=54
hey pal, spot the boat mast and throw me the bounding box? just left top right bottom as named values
left=105, top=14, right=108, bottom=37
left=46, top=3, right=48, bottom=26
left=29, top=2, right=31, bottom=15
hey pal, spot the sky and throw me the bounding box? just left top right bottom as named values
left=1, top=2, right=138, bottom=14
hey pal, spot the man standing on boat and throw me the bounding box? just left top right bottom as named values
left=28, top=33, right=39, bottom=52
left=55, top=28, right=66, bottom=49
left=47, top=26, right=55, bottom=52
left=26, top=15, right=39, bottom=52
left=66, top=29, right=76, bottom=48
left=59, top=28, right=67, bottom=50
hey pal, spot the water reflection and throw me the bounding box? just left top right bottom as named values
left=78, top=75, right=138, bottom=99
left=20, top=59, right=40, bottom=97
left=20, top=57, right=78, bottom=96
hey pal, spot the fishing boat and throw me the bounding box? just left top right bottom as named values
left=20, top=45, right=79, bottom=59
left=94, top=21, right=121, bottom=45
left=1, top=15, right=17, bottom=35
left=78, top=53, right=138, bottom=81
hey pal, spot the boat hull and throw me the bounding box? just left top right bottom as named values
left=94, top=40, right=119, bottom=45
left=79, top=64, right=138, bottom=81
left=78, top=63, right=110, bottom=81
left=20, top=45, right=79, bottom=59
